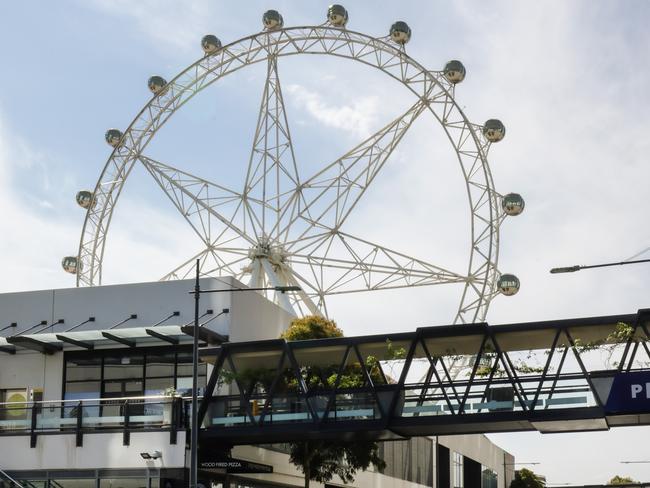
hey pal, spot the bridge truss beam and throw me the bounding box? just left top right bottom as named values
left=198, top=309, right=650, bottom=445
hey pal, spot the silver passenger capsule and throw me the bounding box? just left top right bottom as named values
left=61, top=256, right=80, bottom=275
left=390, top=21, right=411, bottom=45
left=148, top=76, right=168, bottom=95
left=443, top=60, right=466, bottom=84
left=327, top=4, right=348, bottom=26
left=497, top=274, right=520, bottom=296
left=483, top=119, right=506, bottom=142
left=502, top=193, right=525, bottom=216
left=105, top=129, right=123, bottom=147
left=263, top=10, right=284, bottom=30
left=201, top=34, right=222, bottom=54
left=76, top=190, right=95, bottom=210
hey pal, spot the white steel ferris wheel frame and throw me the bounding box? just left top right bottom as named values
left=76, top=25, right=507, bottom=324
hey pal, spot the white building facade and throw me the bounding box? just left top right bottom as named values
left=0, top=279, right=513, bottom=487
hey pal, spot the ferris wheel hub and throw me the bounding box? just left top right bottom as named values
left=248, top=241, right=288, bottom=265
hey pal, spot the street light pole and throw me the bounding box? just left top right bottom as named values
left=188, top=263, right=300, bottom=488
left=550, top=258, right=650, bottom=274
left=190, top=259, right=200, bottom=488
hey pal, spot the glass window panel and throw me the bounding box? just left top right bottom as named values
left=176, top=375, right=206, bottom=397
left=177, top=364, right=207, bottom=378
left=65, top=381, right=101, bottom=400
left=146, top=377, right=175, bottom=397
left=64, top=382, right=101, bottom=418
left=104, top=354, right=144, bottom=380
left=104, top=382, right=122, bottom=394
left=66, top=357, right=102, bottom=381
left=124, top=380, right=143, bottom=396
left=146, top=352, right=175, bottom=377
left=176, top=352, right=207, bottom=377
left=176, top=351, right=193, bottom=377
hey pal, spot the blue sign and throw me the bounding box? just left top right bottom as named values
left=605, top=371, right=650, bottom=414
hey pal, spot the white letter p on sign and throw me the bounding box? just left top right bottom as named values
left=631, top=384, right=643, bottom=399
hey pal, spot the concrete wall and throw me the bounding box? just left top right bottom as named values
left=0, top=278, right=233, bottom=336
left=0, top=431, right=186, bottom=471
left=0, top=351, right=63, bottom=402
left=0, top=277, right=295, bottom=343
left=232, top=445, right=430, bottom=488
left=437, top=434, right=513, bottom=488
left=229, top=285, right=296, bottom=342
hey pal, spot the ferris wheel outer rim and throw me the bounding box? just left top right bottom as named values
left=75, top=24, right=503, bottom=324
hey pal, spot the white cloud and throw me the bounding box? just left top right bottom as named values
left=0, top=115, right=78, bottom=292
left=84, top=0, right=214, bottom=54
left=286, top=83, right=380, bottom=138
left=0, top=112, right=200, bottom=293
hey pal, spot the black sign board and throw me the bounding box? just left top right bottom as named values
left=199, top=457, right=273, bottom=474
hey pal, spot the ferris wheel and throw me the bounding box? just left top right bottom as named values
left=63, top=6, right=525, bottom=324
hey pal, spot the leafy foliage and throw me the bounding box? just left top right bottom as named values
left=219, top=315, right=392, bottom=486
left=289, top=440, right=385, bottom=486
left=510, top=468, right=546, bottom=488
left=282, top=315, right=385, bottom=487
left=608, top=475, right=638, bottom=485
left=280, top=315, right=344, bottom=341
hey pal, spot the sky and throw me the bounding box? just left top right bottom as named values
left=1, top=0, right=650, bottom=485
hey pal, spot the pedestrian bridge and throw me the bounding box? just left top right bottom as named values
left=198, top=309, right=650, bottom=445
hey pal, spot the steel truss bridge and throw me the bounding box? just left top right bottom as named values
left=198, top=309, right=650, bottom=446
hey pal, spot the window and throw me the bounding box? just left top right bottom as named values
left=482, top=466, right=498, bottom=488
left=452, top=451, right=464, bottom=488
left=176, top=351, right=207, bottom=397
left=63, top=346, right=207, bottom=403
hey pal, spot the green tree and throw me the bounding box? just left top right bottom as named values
left=280, top=315, right=344, bottom=340
left=282, top=315, right=386, bottom=488
left=608, top=475, right=637, bottom=485
left=510, top=468, right=546, bottom=488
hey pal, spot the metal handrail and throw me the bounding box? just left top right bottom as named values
left=0, top=467, right=22, bottom=487
left=0, top=394, right=202, bottom=408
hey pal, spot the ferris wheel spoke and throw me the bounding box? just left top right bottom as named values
left=160, top=246, right=251, bottom=282
left=289, top=231, right=467, bottom=295
left=139, top=155, right=257, bottom=248
left=159, top=247, right=212, bottom=281
left=279, top=97, right=428, bottom=249
left=199, top=247, right=251, bottom=278
left=243, top=54, right=301, bottom=241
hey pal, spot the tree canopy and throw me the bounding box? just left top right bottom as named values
left=282, top=315, right=385, bottom=487
left=510, top=468, right=546, bottom=488
left=608, top=475, right=638, bottom=485
left=280, top=315, right=344, bottom=341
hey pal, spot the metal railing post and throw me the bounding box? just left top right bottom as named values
left=123, top=400, right=131, bottom=446
left=29, top=403, right=38, bottom=448
left=76, top=401, right=83, bottom=447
